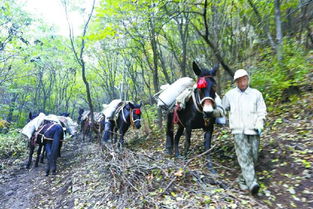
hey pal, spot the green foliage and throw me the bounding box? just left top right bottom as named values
left=0, top=130, right=27, bottom=158
left=142, top=104, right=159, bottom=129
left=0, top=120, right=10, bottom=131
left=251, top=40, right=311, bottom=108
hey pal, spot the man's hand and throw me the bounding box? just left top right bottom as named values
left=213, top=108, right=224, bottom=118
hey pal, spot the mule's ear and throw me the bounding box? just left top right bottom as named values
left=210, top=64, right=219, bottom=76
left=29, top=112, right=32, bottom=119
left=139, top=101, right=143, bottom=107
left=193, top=61, right=202, bottom=76
left=128, top=102, right=135, bottom=109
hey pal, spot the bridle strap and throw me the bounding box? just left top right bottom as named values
left=130, top=109, right=142, bottom=128
left=200, top=75, right=213, bottom=78
left=121, top=106, right=128, bottom=123
left=200, top=97, right=215, bottom=105
left=192, top=90, right=216, bottom=113
left=130, top=109, right=135, bottom=128
left=192, top=90, right=203, bottom=113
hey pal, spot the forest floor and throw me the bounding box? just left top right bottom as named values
left=0, top=91, right=312, bottom=209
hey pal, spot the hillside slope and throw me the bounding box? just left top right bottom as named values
left=0, top=90, right=312, bottom=209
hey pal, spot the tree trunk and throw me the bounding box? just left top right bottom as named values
left=275, top=0, right=283, bottom=61
left=149, top=17, right=162, bottom=127
left=64, top=0, right=96, bottom=129
left=247, top=0, right=276, bottom=50
left=307, top=26, right=313, bottom=46
left=193, top=0, right=234, bottom=77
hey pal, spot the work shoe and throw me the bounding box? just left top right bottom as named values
left=250, top=182, right=260, bottom=195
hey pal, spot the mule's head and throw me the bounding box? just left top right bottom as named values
left=60, top=112, right=70, bottom=117
left=127, top=101, right=142, bottom=129
left=193, top=61, right=219, bottom=118
left=27, top=112, right=40, bottom=123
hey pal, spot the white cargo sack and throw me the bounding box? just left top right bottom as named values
left=102, top=99, right=122, bottom=119
left=81, top=110, right=90, bottom=121
left=21, top=113, right=46, bottom=139
left=157, top=77, right=194, bottom=108
left=176, top=87, right=194, bottom=109
left=44, top=114, right=62, bottom=124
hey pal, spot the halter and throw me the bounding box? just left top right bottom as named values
left=121, top=106, right=141, bottom=128
left=130, top=108, right=141, bottom=128
left=192, top=87, right=216, bottom=113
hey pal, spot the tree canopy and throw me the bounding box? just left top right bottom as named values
left=0, top=0, right=312, bottom=126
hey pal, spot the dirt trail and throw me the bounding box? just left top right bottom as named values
left=0, top=139, right=85, bottom=209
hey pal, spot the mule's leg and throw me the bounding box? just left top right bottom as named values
left=204, top=127, right=216, bottom=173
left=118, top=128, right=125, bottom=148
left=204, top=131, right=212, bottom=151
left=80, top=121, right=85, bottom=141
left=45, top=142, right=52, bottom=176
left=113, top=126, right=118, bottom=144
left=165, top=113, right=174, bottom=155
left=26, top=141, right=34, bottom=169
left=102, top=121, right=112, bottom=144
left=50, top=126, right=63, bottom=175
left=96, top=125, right=101, bottom=144
left=35, top=143, right=42, bottom=167
left=184, top=128, right=192, bottom=156
left=174, top=125, right=184, bottom=157
left=111, top=122, right=116, bottom=144
left=40, top=148, right=45, bottom=163
left=58, top=141, right=63, bottom=157
left=89, top=124, right=93, bottom=142
left=118, top=124, right=129, bottom=148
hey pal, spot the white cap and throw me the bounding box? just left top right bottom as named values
left=233, top=69, right=248, bottom=81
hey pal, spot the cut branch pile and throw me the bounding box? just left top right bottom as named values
left=70, top=141, right=267, bottom=208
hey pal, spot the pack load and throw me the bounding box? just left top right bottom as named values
left=102, top=99, right=122, bottom=119
left=21, top=113, right=75, bottom=139
left=156, top=77, right=194, bottom=109
left=175, top=87, right=194, bottom=109
left=81, top=110, right=91, bottom=122
left=21, top=113, right=46, bottom=139
left=80, top=111, right=104, bottom=123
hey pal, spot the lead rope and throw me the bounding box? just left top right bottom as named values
left=173, top=105, right=185, bottom=128
left=121, top=106, right=128, bottom=123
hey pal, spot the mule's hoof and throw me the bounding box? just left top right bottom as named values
left=209, top=168, right=217, bottom=174
left=175, top=155, right=184, bottom=159
left=52, top=170, right=56, bottom=175
left=101, top=139, right=111, bottom=145
left=164, top=149, right=173, bottom=156
left=45, top=172, right=49, bottom=176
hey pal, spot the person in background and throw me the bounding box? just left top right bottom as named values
left=222, top=69, right=267, bottom=195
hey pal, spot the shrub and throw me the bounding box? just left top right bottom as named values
left=0, top=129, right=27, bottom=159
left=250, top=40, right=311, bottom=109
